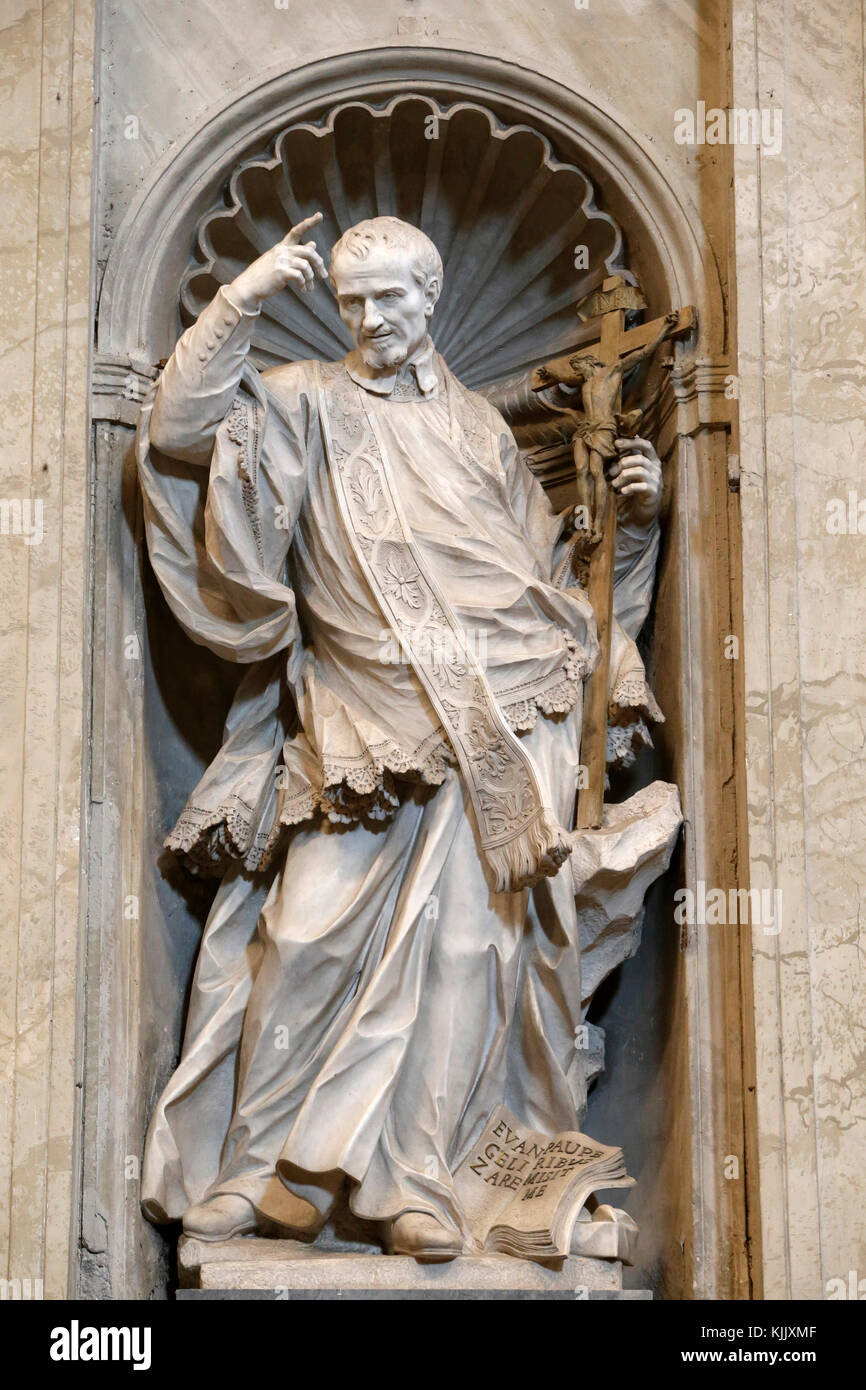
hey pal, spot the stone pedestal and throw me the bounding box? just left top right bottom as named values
left=178, top=1236, right=650, bottom=1300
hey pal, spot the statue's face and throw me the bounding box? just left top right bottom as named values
left=580, top=355, right=605, bottom=378
left=333, top=245, right=438, bottom=370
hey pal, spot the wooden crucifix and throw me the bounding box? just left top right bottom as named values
left=531, top=275, right=695, bottom=830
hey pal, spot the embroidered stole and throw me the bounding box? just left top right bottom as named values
left=316, top=360, right=572, bottom=894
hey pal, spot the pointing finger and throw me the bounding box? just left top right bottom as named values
left=283, top=211, right=324, bottom=245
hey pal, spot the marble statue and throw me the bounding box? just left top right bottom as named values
left=137, top=212, right=679, bottom=1259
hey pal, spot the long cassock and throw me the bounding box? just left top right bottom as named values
left=138, top=286, right=662, bottom=1239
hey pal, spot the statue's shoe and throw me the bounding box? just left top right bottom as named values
left=569, top=1204, right=639, bottom=1262
left=183, top=1194, right=258, bottom=1242
left=388, top=1211, right=463, bottom=1260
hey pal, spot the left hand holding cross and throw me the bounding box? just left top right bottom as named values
left=608, top=436, right=663, bottom=527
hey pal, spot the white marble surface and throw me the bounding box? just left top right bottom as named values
left=732, top=0, right=866, bottom=1300
left=0, top=0, right=95, bottom=1297
left=180, top=1236, right=623, bottom=1293
left=2, top=0, right=859, bottom=1302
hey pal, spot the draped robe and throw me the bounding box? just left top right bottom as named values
left=138, top=287, right=662, bottom=1236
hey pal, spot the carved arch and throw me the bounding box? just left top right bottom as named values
left=86, top=47, right=751, bottom=1302
left=179, top=94, right=630, bottom=388
left=97, top=47, right=725, bottom=367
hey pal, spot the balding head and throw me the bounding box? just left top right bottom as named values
left=330, top=217, right=443, bottom=296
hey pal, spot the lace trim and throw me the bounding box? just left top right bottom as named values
left=301, top=639, right=589, bottom=821
left=609, top=673, right=664, bottom=726
left=165, top=797, right=277, bottom=878
left=500, top=633, right=590, bottom=733
left=265, top=729, right=457, bottom=840
left=316, top=735, right=455, bottom=824
left=226, top=396, right=264, bottom=567
left=320, top=731, right=453, bottom=797
left=606, top=718, right=653, bottom=770
left=166, top=638, right=597, bottom=876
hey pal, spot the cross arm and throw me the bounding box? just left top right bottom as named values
left=530, top=304, right=696, bottom=392
left=618, top=304, right=696, bottom=362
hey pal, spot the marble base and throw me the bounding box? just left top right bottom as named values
left=178, top=1236, right=648, bottom=1299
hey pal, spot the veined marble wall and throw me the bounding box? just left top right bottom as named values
left=2, top=0, right=862, bottom=1300
left=0, top=0, right=95, bottom=1299
left=732, top=0, right=866, bottom=1300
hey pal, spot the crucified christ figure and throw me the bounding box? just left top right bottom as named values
left=556, top=310, right=679, bottom=546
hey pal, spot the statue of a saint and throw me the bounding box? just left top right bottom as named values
left=138, top=213, right=667, bottom=1257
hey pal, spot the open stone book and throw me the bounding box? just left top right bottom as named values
left=454, top=1106, right=636, bottom=1259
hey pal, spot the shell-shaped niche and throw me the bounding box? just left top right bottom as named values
left=181, top=95, right=629, bottom=389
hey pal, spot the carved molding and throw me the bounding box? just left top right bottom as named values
left=96, top=47, right=726, bottom=369
left=638, top=357, right=735, bottom=459
left=92, top=353, right=159, bottom=425
left=664, top=357, right=734, bottom=427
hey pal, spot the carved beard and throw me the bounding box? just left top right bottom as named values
left=359, top=338, right=409, bottom=371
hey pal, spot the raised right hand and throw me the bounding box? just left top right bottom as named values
left=227, top=213, right=328, bottom=313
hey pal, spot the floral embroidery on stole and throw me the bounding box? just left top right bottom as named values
left=316, top=360, right=572, bottom=894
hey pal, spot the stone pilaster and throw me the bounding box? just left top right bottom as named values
left=731, top=0, right=866, bottom=1300
left=0, top=0, right=96, bottom=1299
